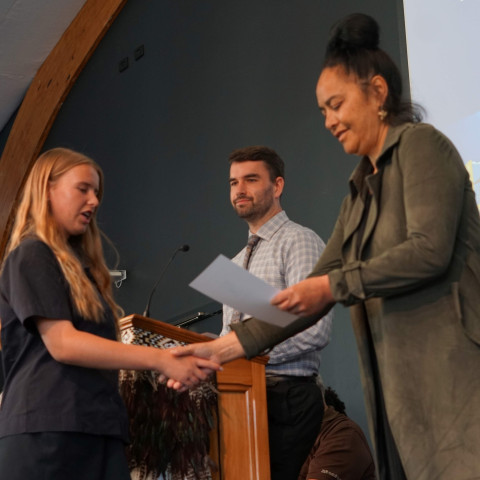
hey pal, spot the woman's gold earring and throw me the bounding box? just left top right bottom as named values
left=378, top=107, right=387, bottom=121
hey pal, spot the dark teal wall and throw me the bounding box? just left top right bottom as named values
left=40, top=0, right=408, bottom=442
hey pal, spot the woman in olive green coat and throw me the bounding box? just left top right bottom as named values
left=271, top=14, right=480, bottom=479
left=172, top=14, right=480, bottom=479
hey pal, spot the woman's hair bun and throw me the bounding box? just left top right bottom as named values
left=327, top=13, right=379, bottom=53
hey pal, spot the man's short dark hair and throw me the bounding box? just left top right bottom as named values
left=228, top=146, right=285, bottom=182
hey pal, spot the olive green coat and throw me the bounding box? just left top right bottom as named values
left=232, top=123, right=480, bottom=479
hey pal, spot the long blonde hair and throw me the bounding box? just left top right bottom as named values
left=5, top=148, right=123, bottom=322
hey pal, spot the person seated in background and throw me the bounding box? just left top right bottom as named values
left=298, top=386, right=376, bottom=480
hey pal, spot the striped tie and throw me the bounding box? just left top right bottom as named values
left=230, top=235, right=260, bottom=324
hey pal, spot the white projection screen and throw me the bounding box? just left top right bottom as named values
left=403, top=0, right=480, bottom=206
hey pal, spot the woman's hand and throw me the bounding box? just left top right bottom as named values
left=162, top=333, right=246, bottom=390
left=271, top=275, right=335, bottom=317
left=156, top=349, right=221, bottom=390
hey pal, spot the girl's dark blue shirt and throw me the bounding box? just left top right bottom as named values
left=0, top=238, right=128, bottom=442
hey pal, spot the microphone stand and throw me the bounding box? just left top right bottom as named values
left=143, top=244, right=189, bottom=317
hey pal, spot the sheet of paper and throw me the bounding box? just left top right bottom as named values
left=189, top=254, right=298, bottom=327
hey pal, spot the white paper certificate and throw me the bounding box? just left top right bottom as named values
left=189, top=254, right=298, bottom=327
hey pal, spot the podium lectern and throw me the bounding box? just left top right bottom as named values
left=120, top=314, right=271, bottom=480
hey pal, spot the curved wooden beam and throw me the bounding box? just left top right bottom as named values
left=0, top=0, right=128, bottom=260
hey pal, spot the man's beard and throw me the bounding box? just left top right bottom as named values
left=233, top=196, right=272, bottom=221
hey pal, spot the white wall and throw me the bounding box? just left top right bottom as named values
left=403, top=0, right=480, bottom=203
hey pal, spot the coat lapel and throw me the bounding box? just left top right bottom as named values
left=358, top=172, right=382, bottom=257
left=349, top=124, right=410, bottom=259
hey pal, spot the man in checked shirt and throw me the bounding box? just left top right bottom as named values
left=222, top=145, right=333, bottom=480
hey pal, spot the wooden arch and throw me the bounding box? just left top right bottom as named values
left=0, top=0, right=128, bottom=260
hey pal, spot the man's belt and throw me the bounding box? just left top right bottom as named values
left=265, top=374, right=317, bottom=387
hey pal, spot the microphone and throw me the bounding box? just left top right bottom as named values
left=174, top=309, right=223, bottom=328
left=142, top=244, right=190, bottom=317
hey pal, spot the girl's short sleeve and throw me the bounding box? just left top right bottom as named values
left=1, top=239, right=73, bottom=325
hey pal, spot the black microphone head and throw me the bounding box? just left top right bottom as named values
left=179, top=244, right=190, bottom=252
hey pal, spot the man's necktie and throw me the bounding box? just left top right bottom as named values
left=230, top=235, right=260, bottom=324
left=242, top=234, right=260, bottom=269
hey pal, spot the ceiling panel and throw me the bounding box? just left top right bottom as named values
left=0, top=0, right=87, bottom=132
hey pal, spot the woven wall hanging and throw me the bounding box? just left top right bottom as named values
left=120, top=326, right=218, bottom=480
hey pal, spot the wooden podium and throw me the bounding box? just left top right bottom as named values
left=119, top=314, right=271, bottom=480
